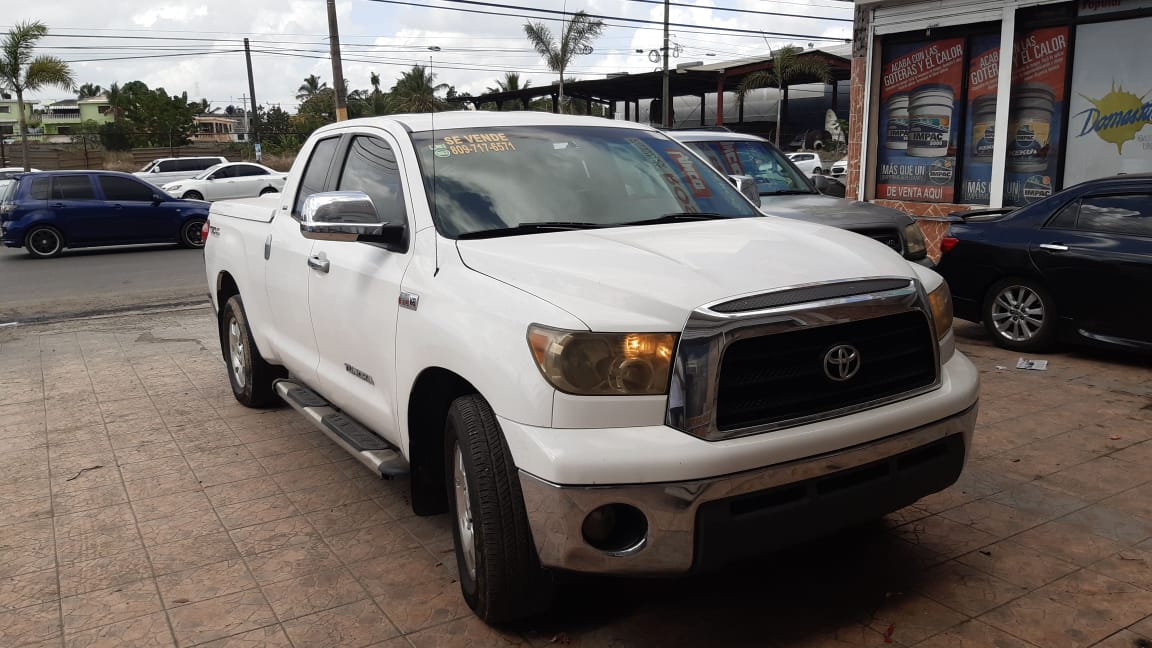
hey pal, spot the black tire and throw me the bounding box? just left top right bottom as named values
left=445, top=394, right=552, bottom=624
left=259, top=187, right=278, bottom=196
left=179, top=218, right=206, bottom=249
left=24, top=225, right=63, bottom=258
left=183, top=190, right=204, bottom=201
left=220, top=295, right=286, bottom=407
left=983, top=277, right=1058, bottom=352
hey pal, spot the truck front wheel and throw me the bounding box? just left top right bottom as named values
left=220, top=295, right=286, bottom=408
left=445, top=394, right=552, bottom=623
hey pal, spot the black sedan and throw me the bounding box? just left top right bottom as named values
left=936, top=174, right=1152, bottom=352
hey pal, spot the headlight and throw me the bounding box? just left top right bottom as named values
left=928, top=282, right=953, bottom=340
left=902, top=223, right=927, bottom=259
left=527, top=325, right=677, bottom=395
left=166, top=184, right=181, bottom=191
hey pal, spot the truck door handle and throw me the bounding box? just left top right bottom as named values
left=307, top=255, right=330, bottom=273
left=1039, top=243, right=1069, bottom=252
left=51, top=202, right=65, bottom=208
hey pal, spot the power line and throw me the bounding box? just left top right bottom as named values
left=619, top=0, right=852, bottom=23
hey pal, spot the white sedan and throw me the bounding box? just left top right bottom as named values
left=784, top=152, right=824, bottom=176
left=162, top=162, right=286, bottom=201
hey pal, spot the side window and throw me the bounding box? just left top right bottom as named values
left=1045, top=200, right=1080, bottom=230
left=50, top=176, right=96, bottom=200
left=337, top=136, right=407, bottom=224
left=194, top=158, right=221, bottom=171
left=210, top=166, right=237, bottom=180
left=235, top=165, right=267, bottom=177
left=29, top=177, right=50, bottom=200
left=99, top=176, right=155, bottom=202
left=1076, top=194, right=1152, bottom=238
left=293, top=137, right=341, bottom=218
left=156, top=160, right=179, bottom=173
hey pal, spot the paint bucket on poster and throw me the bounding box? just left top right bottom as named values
left=970, top=95, right=997, bottom=161
left=885, top=93, right=909, bottom=150
left=907, top=85, right=954, bottom=158
left=1007, top=83, right=1056, bottom=173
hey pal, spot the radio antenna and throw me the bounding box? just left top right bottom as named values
left=429, top=50, right=440, bottom=277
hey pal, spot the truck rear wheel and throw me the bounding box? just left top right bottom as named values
left=220, top=295, right=285, bottom=408
left=445, top=394, right=552, bottom=623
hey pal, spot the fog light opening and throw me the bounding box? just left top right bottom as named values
left=581, top=503, right=648, bottom=555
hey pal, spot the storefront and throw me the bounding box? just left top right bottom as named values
left=846, top=0, right=1152, bottom=253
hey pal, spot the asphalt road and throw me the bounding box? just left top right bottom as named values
left=0, top=243, right=209, bottom=322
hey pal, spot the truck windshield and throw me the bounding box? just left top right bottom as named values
left=682, top=140, right=815, bottom=198
left=412, top=126, right=761, bottom=238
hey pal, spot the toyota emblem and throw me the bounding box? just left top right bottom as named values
left=823, top=344, right=861, bottom=381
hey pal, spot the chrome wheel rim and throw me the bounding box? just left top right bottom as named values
left=991, top=285, right=1045, bottom=342
left=228, top=316, right=247, bottom=389
left=30, top=229, right=60, bottom=256
left=453, top=444, right=477, bottom=580
left=185, top=221, right=204, bottom=247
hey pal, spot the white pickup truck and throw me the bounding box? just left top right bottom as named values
left=203, top=112, right=979, bottom=624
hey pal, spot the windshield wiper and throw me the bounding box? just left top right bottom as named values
left=761, top=189, right=815, bottom=196
left=615, top=212, right=726, bottom=227
left=457, top=222, right=605, bottom=239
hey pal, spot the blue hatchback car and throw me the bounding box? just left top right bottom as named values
left=0, top=170, right=211, bottom=258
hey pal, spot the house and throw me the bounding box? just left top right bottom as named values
left=193, top=115, right=241, bottom=143
left=0, top=97, right=38, bottom=141
left=38, top=96, right=114, bottom=143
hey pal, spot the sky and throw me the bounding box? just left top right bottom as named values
left=6, top=0, right=854, bottom=113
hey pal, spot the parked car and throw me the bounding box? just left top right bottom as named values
left=134, top=156, right=228, bottom=187
left=204, top=112, right=977, bottom=623
left=786, top=152, right=824, bottom=176
left=0, top=171, right=210, bottom=258
left=161, top=162, right=287, bottom=201
left=671, top=130, right=930, bottom=264
left=787, top=129, right=828, bottom=151
left=936, top=173, right=1152, bottom=352
left=0, top=167, right=42, bottom=180
left=831, top=158, right=848, bottom=178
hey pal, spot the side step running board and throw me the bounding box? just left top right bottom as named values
left=274, top=379, right=408, bottom=479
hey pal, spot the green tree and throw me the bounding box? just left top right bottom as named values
left=194, top=98, right=218, bottom=115
left=0, top=21, right=75, bottom=170
left=259, top=105, right=299, bottom=154
left=737, top=45, right=831, bottom=146
left=296, top=74, right=327, bottom=103
left=367, top=72, right=389, bottom=115
left=105, top=80, right=196, bottom=148
left=523, top=12, right=603, bottom=113
left=484, top=72, right=531, bottom=111
left=387, top=66, right=448, bottom=113
left=77, top=82, right=103, bottom=98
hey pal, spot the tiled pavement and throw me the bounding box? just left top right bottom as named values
left=1, top=307, right=1151, bottom=648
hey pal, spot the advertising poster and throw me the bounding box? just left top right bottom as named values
left=1003, top=26, right=1070, bottom=207
left=958, top=34, right=1003, bottom=204
left=1065, top=16, right=1152, bottom=186
left=876, top=38, right=966, bottom=203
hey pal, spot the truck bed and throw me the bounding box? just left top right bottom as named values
left=210, top=196, right=278, bottom=223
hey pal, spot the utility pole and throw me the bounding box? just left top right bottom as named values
left=661, top=0, right=671, bottom=128
left=327, top=0, right=349, bottom=122
left=244, top=38, right=261, bottom=160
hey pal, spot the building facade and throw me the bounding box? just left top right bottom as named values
left=847, top=0, right=1152, bottom=227
left=192, top=115, right=240, bottom=143
left=0, top=98, right=38, bottom=139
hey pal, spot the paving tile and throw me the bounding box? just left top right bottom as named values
left=146, top=532, right=241, bottom=576
left=244, top=539, right=343, bottom=587
left=216, top=494, right=300, bottom=531
left=167, top=589, right=277, bottom=647
left=117, top=456, right=191, bottom=483
left=245, top=434, right=319, bottom=459
left=0, top=518, right=55, bottom=549
left=0, top=495, right=55, bottom=524
left=1037, top=457, right=1152, bottom=502
left=864, top=592, right=968, bottom=645
left=980, top=436, right=1100, bottom=481
left=1013, top=521, right=1128, bottom=568
left=0, top=601, right=62, bottom=646
left=107, top=428, right=173, bottom=451
left=911, top=619, right=1039, bottom=647
left=0, top=568, right=59, bottom=612
left=283, top=477, right=383, bottom=514
left=130, top=489, right=214, bottom=523
left=156, top=559, right=257, bottom=609
left=0, top=478, right=50, bottom=506
left=50, top=483, right=129, bottom=516
left=53, top=503, right=136, bottom=539
left=1091, top=547, right=1152, bottom=592
left=1092, top=630, right=1152, bottom=648
left=307, top=500, right=394, bottom=538
left=325, top=523, right=423, bottom=565
left=262, top=566, right=369, bottom=622
left=195, top=624, right=293, bottom=648
left=957, top=540, right=1081, bottom=589
left=194, top=460, right=269, bottom=488
left=203, top=477, right=284, bottom=508
left=894, top=514, right=1000, bottom=559
left=112, top=440, right=182, bottom=466
left=914, top=561, right=1029, bottom=616
left=281, top=598, right=399, bottom=648
left=60, top=579, right=163, bottom=634
left=123, top=471, right=203, bottom=502
left=0, top=540, right=59, bottom=578
left=138, top=507, right=227, bottom=547
left=230, top=516, right=320, bottom=557
left=989, top=483, right=1091, bottom=520
left=59, top=551, right=153, bottom=597
left=1100, top=484, right=1152, bottom=523
left=184, top=445, right=256, bottom=472
left=56, top=525, right=143, bottom=565
left=63, top=610, right=174, bottom=648
left=271, top=461, right=359, bottom=494
left=939, top=499, right=1050, bottom=538
left=1060, top=504, right=1152, bottom=546
left=356, top=548, right=472, bottom=634
left=406, top=616, right=524, bottom=648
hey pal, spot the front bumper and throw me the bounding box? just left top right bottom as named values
left=519, top=402, right=976, bottom=575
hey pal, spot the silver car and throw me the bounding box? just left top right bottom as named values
left=134, top=156, right=229, bottom=187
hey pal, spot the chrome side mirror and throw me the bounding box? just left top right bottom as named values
left=729, top=175, right=759, bottom=204
left=301, top=191, right=406, bottom=248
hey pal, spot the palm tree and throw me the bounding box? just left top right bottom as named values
left=194, top=98, right=219, bottom=115
left=487, top=72, right=530, bottom=94
left=296, top=74, right=328, bottom=102
left=0, top=21, right=75, bottom=170
left=77, top=82, right=103, bottom=98
left=368, top=72, right=388, bottom=115
left=523, top=11, right=603, bottom=113
left=737, top=45, right=831, bottom=147
left=387, top=66, right=448, bottom=113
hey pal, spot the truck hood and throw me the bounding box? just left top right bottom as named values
left=455, top=217, right=918, bottom=331
left=759, top=194, right=916, bottom=229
